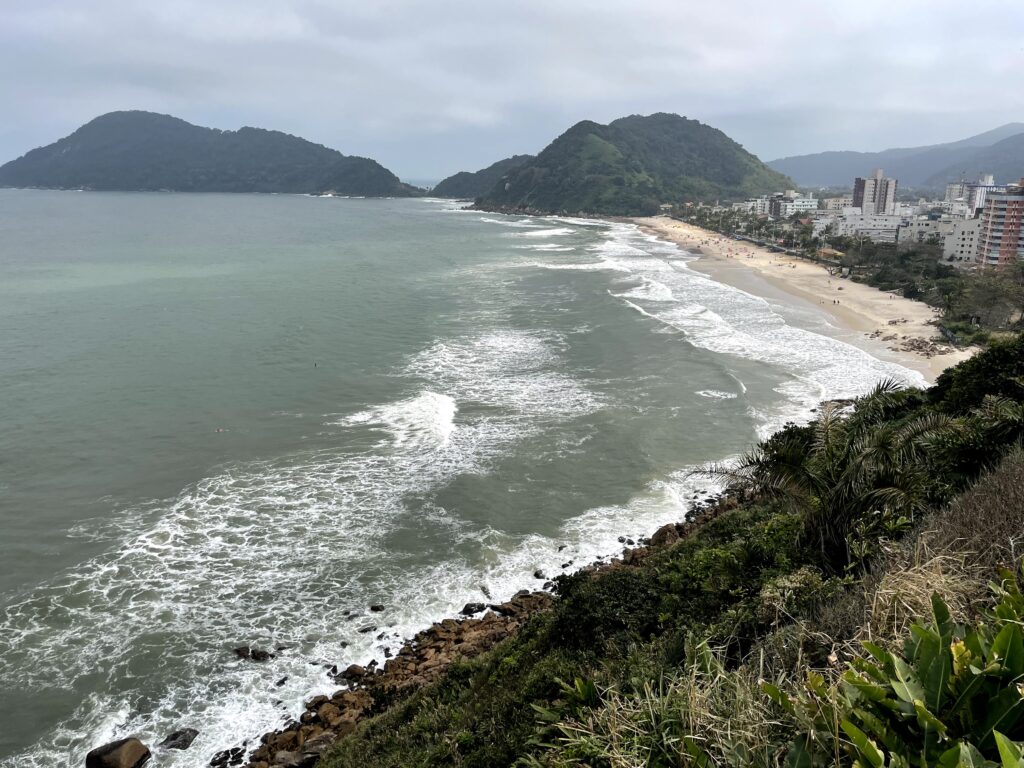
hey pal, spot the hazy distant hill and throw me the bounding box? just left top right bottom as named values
left=768, top=123, right=1024, bottom=188
left=476, top=113, right=791, bottom=215
left=433, top=155, right=535, bottom=199
left=0, top=111, right=423, bottom=196
left=925, top=132, right=1024, bottom=188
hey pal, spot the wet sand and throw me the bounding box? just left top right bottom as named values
left=634, top=216, right=977, bottom=383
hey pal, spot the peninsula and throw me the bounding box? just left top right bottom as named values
left=0, top=111, right=423, bottom=197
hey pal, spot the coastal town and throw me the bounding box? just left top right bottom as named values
left=688, top=169, right=1024, bottom=268
left=700, top=167, right=1024, bottom=268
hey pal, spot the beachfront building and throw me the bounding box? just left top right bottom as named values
left=897, top=217, right=954, bottom=247
left=944, top=218, right=982, bottom=262
left=896, top=216, right=983, bottom=262
left=823, top=195, right=853, bottom=212
left=975, top=179, right=1024, bottom=267
left=812, top=217, right=835, bottom=237
left=732, top=196, right=771, bottom=214
left=769, top=193, right=818, bottom=218
left=834, top=211, right=903, bottom=243
left=853, top=169, right=898, bottom=215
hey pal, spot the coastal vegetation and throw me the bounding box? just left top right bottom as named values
left=845, top=240, right=1024, bottom=345
left=298, top=335, right=1024, bottom=768
left=0, top=111, right=423, bottom=196
left=475, top=113, right=792, bottom=216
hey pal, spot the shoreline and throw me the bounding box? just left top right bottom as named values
left=230, top=500, right=736, bottom=768
left=87, top=208, right=978, bottom=768
left=632, top=216, right=977, bottom=384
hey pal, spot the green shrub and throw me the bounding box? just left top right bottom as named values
left=552, top=567, right=664, bottom=649
left=527, top=639, right=790, bottom=768
left=767, top=563, right=1024, bottom=767
left=930, top=335, right=1024, bottom=414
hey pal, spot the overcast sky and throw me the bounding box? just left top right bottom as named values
left=2, top=0, right=1022, bottom=181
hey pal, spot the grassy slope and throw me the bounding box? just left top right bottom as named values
left=320, top=335, right=1024, bottom=768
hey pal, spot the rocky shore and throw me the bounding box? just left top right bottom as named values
left=228, top=493, right=742, bottom=768
left=231, top=590, right=555, bottom=768
left=84, top=491, right=743, bottom=768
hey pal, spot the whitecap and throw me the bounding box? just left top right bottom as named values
left=506, top=227, right=575, bottom=237
left=342, top=391, right=457, bottom=449
left=696, top=390, right=738, bottom=400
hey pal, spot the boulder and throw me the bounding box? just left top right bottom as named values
left=234, top=646, right=274, bottom=662
left=305, top=695, right=329, bottom=711
left=369, top=604, right=385, bottom=612
left=317, top=702, right=343, bottom=727
left=650, top=523, right=681, bottom=547
left=340, top=663, right=365, bottom=681
left=460, top=602, right=486, bottom=616
left=158, top=728, right=198, bottom=750
left=209, top=746, right=246, bottom=767
left=86, top=738, right=151, bottom=768
left=271, top=750, right=317, bottom=767
left=302, top=732, right=336, bottom=755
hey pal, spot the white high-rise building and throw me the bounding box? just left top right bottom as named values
left=853, top=169, right=898, bottom=215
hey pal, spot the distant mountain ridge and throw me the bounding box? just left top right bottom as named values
left=433, top=155, right=535, bottom=199
left=768, top=123, right=1024, bottom=188
left=925, top=132, right=1024, bottom=188
left=0, top=111, right=422, bottom=196
left=476, top=113, right=791, bottom=216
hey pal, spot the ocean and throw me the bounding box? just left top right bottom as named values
left=0, top=190, right=924, bottom=766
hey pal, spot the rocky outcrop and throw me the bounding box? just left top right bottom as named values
left=866, top=328, right=955, bottom=359
left=235, top=647, right=274, bottom=662
left=224, top=491, right=752, bottom=768
left=85, top=738, right=151, bottom=768
left=158, top=728, right=199, bottom=750
left=238, top=590, right=554, bottom=768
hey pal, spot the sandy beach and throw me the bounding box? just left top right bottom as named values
left=634, top=216, right=977, bottom=383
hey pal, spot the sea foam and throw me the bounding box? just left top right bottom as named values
left=0, top=210, right=929, bottom=768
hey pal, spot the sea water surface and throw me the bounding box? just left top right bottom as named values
left=0, top=190, right=924, bottom=766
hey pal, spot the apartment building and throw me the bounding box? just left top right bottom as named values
left=976, top=179, right=1024, bottom=267
left=853, top=169, right=898, bottom=215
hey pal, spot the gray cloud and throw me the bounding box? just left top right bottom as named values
left=1, top=0, right=1022, bottom=181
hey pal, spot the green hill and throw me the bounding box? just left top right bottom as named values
left=0, top=111, right=422, bottom=196
left=432, top=154, right=535, bottom=199
left=476, top=113, right=792, bottom=215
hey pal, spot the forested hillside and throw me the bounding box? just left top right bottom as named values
left=476, top=113, right=791, bottom=215
left=0, top=111, right=422, bottom=196
left=432, top=155, right=534, bottom=198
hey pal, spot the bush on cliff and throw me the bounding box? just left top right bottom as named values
left=529, top=450, right=1024, bottom=767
